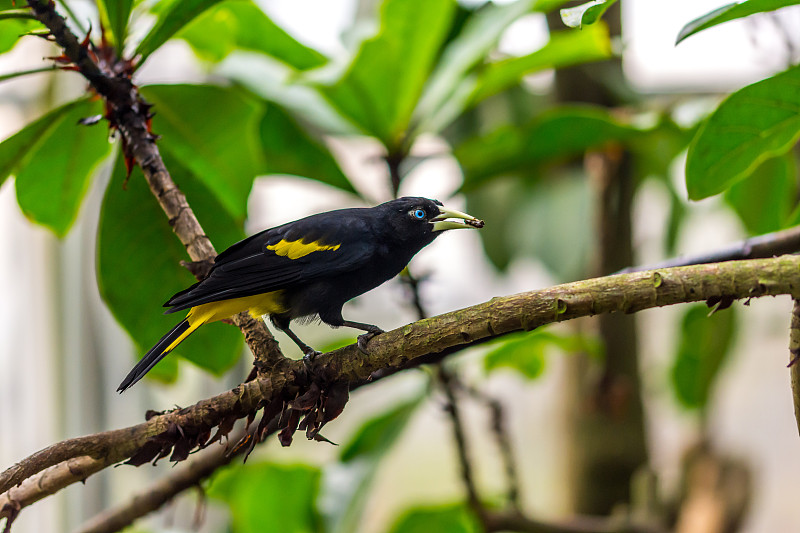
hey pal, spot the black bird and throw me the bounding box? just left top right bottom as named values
left=118, top=197, right=483, bottom=391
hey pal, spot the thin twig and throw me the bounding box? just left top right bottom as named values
left=618, top=225, right=800, bottom=274
left=400, top=269, right=429, bottom=320
left=438, top=367, right=483, bottom=517
left=75, top=427, right=246, bottom=533
left=462, top=383, right=521, bottom=511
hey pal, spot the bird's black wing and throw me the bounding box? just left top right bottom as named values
left=164, top=210, right=376, bottom=313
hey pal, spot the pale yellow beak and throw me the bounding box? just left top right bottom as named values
left=431, top=206, right=484, bottom=231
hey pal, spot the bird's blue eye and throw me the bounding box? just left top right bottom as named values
left=413, top=209, right=426, bottom=219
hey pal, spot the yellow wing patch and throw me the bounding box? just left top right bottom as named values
left=266, top=238, right=341, bottom=260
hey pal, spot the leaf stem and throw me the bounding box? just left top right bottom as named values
left=0, top=65, right=57, bottom=83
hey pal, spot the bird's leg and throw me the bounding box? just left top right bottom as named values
left=270, top=316, right=321, bottom=365
left=341, top=320, right=385, bottom=354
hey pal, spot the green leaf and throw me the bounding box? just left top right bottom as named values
left=533, top=0, right=574, bottom=12
left=141, top=84, right=264, bottom=219
left=725, top=154, right=798, bottom=234
left=560, top=0, right=618, bottom=28
left=465, top=179, right=521, bottom=271
left=0, top=16, right=38, bottom=54
left=316, top=0, right=455, bottom=148
left=387, top=503, right=482, bottom=533
left=97, top=0, right=133, bottom=48
left=685, top=65, right=800, bottom=200
left=484, top=329, right=601, bottom=380
left=340, top=395, right=423, bottom=462
left=671, top=304, right=737, bottom=411
left=457, top=106, right=642, bottom=190
left=0, top=66, right=57, bottom=83
left=322, top=392, right=425, bottom=533
left=677, top=0, right=800, bottom=45
left=469, top=23, right=612, bottom=105
left=97, top=152, right=244, bottom=381
left=14, top=99, right=111, bottom=237
left=0, top=99, right=82, bottom=188
left=629, top=116, right=696, bottom=182
left=135, top=0, right=225, bottom=62
left=260, top=104, right=356, bottom=194
left=414, top=0, right=537, bottom=134
left=208, top=462, right=321, bottom=533
left=177, top=0, right=327, bottom=69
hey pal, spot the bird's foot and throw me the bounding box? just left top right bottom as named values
left=356, top=328, right=384, bottom=354
left=302, top=349, right=322, bottom=371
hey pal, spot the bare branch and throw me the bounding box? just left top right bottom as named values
left=75, top=431, right=243, bottom=533
left=461, top=382, right=521, bottom=511
left=439, top=367, right=483, bottom=516
left=619, top=225, right=800, bottom=274
left=789, top=299, right=800, bottom=435
left=483, top=510, right=661, bottom=533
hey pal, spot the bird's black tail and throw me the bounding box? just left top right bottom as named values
left=117, top=318, right=192, bottom=392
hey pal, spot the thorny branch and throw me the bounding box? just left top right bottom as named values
left=23, top=0, right=283, bottom=371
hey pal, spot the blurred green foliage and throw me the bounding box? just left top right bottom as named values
left=2, top=0, right=800, bottom=529
left=484, top=329, right=602, bottom=380
left=671, top=305, right=737, bottom=412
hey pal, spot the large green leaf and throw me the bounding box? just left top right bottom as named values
left=97, top=153, right=244, bottom=382
left=457, top=106, right=642, bottom=190
left=259, top=104, right=356, bottom=194
left=321, top=392, right=425, bottom=533
left=208, top=462, right=321, bottom=533
left=671, top=305, right=737, bottom=411
left=0, top=5, right=39, bottom=54
left=725, top=154, right=798, bottom=235
left=14, top=99, right=111, bottom=237
left=468, top=23, right=612, bottom=105
left=677, top=0, right=800, bottom=44
left=97, top=0, right=133, bottom=49
left=533, top=0, right=574, bottom=11
left=141, top=84, right=264, bottom=219
left=316, top=0, right=455, bottom=148
left=177, top=0, right=327, bottom=69
left=465, top=178, right=521, bottom=271
left=685, top=65, right=800, bottom=200
left=387, top=504, right=482, bottom=533
left=135, top=0, right=225, bottom=62
left=560, top=0, right=618, bottom=28
left=414, top=0, right=537, bottom=134
left=0, top=99, right=82, bottom=188
left=484, top=329, right=601, bottom=380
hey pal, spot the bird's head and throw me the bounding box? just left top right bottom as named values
left=377, top=197, right=484, bottom=247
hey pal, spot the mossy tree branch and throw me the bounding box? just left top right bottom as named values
left=3, top=255, right=800, bottom=524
